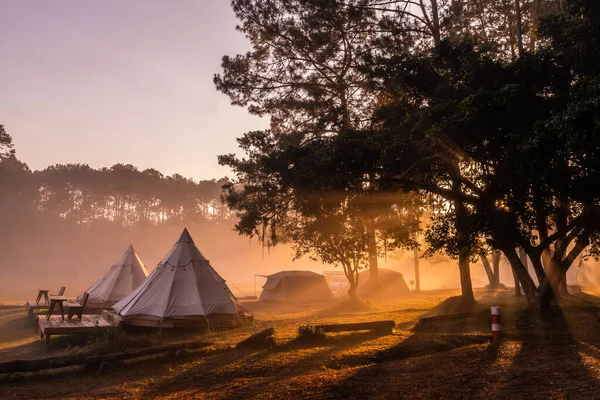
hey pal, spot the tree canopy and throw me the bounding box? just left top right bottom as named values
left=218, top=0, right=600, bottom=307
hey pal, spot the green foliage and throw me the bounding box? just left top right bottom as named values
left=218, top=0, right=600, bottom=306
left=296, top=324, right=327, bottom=342
left=0, top=125, right=14, bottom=160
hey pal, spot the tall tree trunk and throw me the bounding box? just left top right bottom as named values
left=480, top=252, right=495, bottom=287
left=504, top=0, right=517, bottom=60
left=492, top=251, right=501, bottom=287
left=430, top=0, right=440, bottom=44
left=529, top=0, right=543, bottom=51
left=344, top=261, right=359, bottom=301
left=459, top=253, right=474, bottom=301
left=514, top=0, right=524, bottom=56
left=366, top=220, right=379, bottom=292
left=512, top=268, right=522, bottom=297
left=559, top=273, right=569, bottom=297
left=414, top=247, right=420, bottom=292
left=503, top=247, right=537, bottom=303
left=539, top=229, right=590, bottom=308
left=453, top=179, right=474, bottom=301
left=347, top=285, right=357, bottom=301
left=555, top=0, right=562, bottom=11
left=528, top=251, right=547, bottom=284
left=519, top=248, right=530, bottom=279
left=456, top=210, right=473, bottom=300
left=420, top=0, right=441, bottom=44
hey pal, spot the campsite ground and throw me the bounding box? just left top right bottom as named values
left=2, top=288, right=600, bottom=399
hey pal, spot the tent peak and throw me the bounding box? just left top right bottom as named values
left=125, top=243, right=135, bottom=253
left=177, top=228, right=194, bottom=244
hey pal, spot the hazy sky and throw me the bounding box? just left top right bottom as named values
left=0, top=1, right=268, bottom=181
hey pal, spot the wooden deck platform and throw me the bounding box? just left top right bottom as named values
left=26, top=302, right=52, bottom=318
left=37, top=315, right=118, bottom=345
left=26, top=302, right=109, bottom=320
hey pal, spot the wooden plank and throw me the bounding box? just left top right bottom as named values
left=38, top=315, right=118, bottom=336
left=79, top=319, right=92, bottom=328
left=0, top=340, right=211, bottom=374
left=309, top=320, right=396, bottom=333
left=416, top=309, right=489, bottom=325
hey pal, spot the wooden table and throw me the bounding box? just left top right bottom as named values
left=47, top=296, right=68, bottom=321
left=35, top=289, right=50, bottom=305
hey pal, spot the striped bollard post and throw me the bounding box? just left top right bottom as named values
left=491, top=306, right=502, bottom=341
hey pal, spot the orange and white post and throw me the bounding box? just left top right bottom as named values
left=491, top=306, right=502, bottom=341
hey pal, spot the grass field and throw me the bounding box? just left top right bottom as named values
left=2, top=288, right=600, bottom=399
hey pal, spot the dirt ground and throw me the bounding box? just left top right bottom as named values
left=2, top=288, right=600, bottom=399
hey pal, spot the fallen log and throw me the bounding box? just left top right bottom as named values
left=417, top=309, right=489, bottom=325
left=0, top=340, right=211, bottom=375
left=84, top=341, right=211, bottom=367
left=236, top=328, right=275, bottom=348
left=307, top=320, right=395, bottom=334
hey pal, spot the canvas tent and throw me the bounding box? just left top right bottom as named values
left=357, top=268, right=410, bottom=298
left=259, top=271, right=334, bottom=302
left=112, top=228, right=251, bottom=328
left=82, top=244, right=149, bottom=307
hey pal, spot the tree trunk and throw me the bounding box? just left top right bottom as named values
left=514, top=0, right=524, bottom=56
left=480, top=252, right=495, bottom=287
left=559, top=273, right=569, bottom=297
left=529, top=0, right=543, bottom=51
left=538, top=261, right=560, bottom=309
left=512, top=268, right=522, bottom=296
left=492, top=251, right=501, bottom=287
left=347, top=285, right=357, bottom=301
left=518, top=247, right=538, bottom=282
left=430, top=0, right=441, bottom=44
left=414, top=247, right=421, bottom=292
left=459, top=256, right=474, bottom=301
left=539, top=229, right=590, bottom=308
left=420, top=0, right=441, bottom=45
left=503, top=247, right=537, bottom=303
left=528, top=250, right=547, bottom=284
left=504, top=0, right=517, bottom=60
left=454, top=181, right=474, bottom=301
left=366, top=221, right=379, bottom=292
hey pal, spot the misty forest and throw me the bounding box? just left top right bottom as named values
left=2, top=0, right=600, bottom=399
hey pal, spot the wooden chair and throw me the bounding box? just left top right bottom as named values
left=66, top=292, right=89, bottom=321
left=51, top=286, right=66, bottom=297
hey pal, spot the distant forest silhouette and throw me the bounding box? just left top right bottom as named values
left=0, top=144, right=318, bottom=301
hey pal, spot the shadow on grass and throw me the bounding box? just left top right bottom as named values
left=321, top=305, right=600, bottom=400
left=319, top=333, right=501, bottom=400
left=138, top=329, right=399, bottom=398
left=494, top=306, right=600, bottom=398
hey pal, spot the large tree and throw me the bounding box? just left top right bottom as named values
left=216, top=0, right=396, bottom=285
left=357, top=0, right=600, bottom=307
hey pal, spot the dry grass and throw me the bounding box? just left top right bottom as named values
left=2, top=288, right=600, bottom=399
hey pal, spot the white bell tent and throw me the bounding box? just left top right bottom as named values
left=112, top=228, right=251, bottom=328
left=83, top=244, right=149, bottom=306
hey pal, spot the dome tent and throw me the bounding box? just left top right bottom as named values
left=259, top=270, right=334, bottom=302
left=82, top=244, right=149, bottom=307
left=112, top=228, right=252, bottom=328
left=357, top=268, right=411, bottom=298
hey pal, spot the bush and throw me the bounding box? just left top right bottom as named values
left=296, top=324, right=327, bottom=343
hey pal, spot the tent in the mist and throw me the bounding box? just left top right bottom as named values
left=112, top=228, right=252, bottom=328
left=357, top=268, right=410, bottom=298
left=82, top=244, right=149, bottom=307
left=259, top=271, right=334, bottom=302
